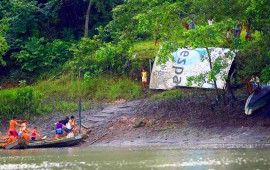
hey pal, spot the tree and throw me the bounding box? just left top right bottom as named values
left=84, top=0, right=123, bottom=38
left=244, top=0, right=270, bottom=84
left=84, top=0, right=92, bottom=38
left=174, top=22, right=235, bottom=99
left=114, top=0, right=239, bottom=100
left=0, top=36, right=9, bottom=66
left=0, top=18, right=9, bottom=66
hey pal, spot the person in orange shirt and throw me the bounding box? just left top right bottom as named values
left=8, top=117, right=22, bottom=137
left=22, top=132, right=30, bottom=142
left=2, top=131, right=17, bottom=149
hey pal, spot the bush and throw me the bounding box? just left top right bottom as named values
left=0, top=74, right=143, bottom=120
left=0, top=86, right=46, bottom=119
left=68, top=38, right=133, bottom=77
left=12, top=38, right=72, bottom=75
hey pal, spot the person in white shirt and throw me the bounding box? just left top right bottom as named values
left=66, top=115, right=77, bottom=136
left=249, top=74, right=261, bottom=93
left=208, top=16, right=214, bottom=25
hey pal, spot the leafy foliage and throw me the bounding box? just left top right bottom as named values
left=0, top=36, right=8, bottom=65
left=237, top=35, right=270, bottom=84
left=12, top=38, right=72, bottom=74
left=0, top=0, right=269, bottom=119
left=0, top=86, right=46, bottom=119
left=68, top=38, right=132, bottom=76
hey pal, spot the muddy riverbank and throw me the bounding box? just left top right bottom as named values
left=1, top=94, right=270, bottom=148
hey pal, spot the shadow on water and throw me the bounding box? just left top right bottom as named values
left=0, top=146, right=270, bottom=170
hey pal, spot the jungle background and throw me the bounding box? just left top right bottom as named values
left=0, top=0, right=269, bottom=119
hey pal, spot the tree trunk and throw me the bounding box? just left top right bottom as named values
left=206, top=47, right=220, bottom=99
left=84, top=1, right=92, bottom=38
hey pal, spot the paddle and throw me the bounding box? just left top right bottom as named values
left=31, top=136, right=47, bottom=142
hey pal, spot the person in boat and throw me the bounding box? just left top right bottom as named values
left=66, top=116, right=77, bottom=136
left=59, top=116, right=69, bottom=126
left=249, top=74, right=261, bottom=93
left=21, top=132, right=31, bottom=142
left=17, top=120, right=31, bottom=142
left=18, top=120, right=30, bottom=138
left=31, top=127, right=40, bottom=141
left=2, top=131, right=17, bottom=148
left=59, top=116, right=69, bottom=135
left=8, top=117, right=23, bottom=137
left=55, top=121, right=64, bottom=139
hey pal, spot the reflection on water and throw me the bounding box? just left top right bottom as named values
left=0, top=146, right=270, bottom=170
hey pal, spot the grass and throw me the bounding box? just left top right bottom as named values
left=0, top=74, right=145, bottom=119
left=133, top=40, right=159, bottom=59
left=151, top=89, right=184, bottom=100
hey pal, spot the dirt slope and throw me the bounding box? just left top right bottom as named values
left=1, top=97, right=270, bottom=148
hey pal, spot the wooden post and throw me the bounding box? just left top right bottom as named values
left=149, top=59, right=152, bottom=75
left=78, top=70, right=82, bottom=134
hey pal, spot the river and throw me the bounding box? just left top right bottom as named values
left=0, top=146, right=270, bottom=170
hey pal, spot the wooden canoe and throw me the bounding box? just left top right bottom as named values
left=3, top=135, right=83, bottom=149
left=3, top=139, right=28, bottom=149
left=27, top=134, right=83, bottom=148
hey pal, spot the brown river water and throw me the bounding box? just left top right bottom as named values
left=0, top=146, right=270, bottom=170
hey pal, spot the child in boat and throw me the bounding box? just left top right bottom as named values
left=66, top=116, right=77, bottom=136
left=8, top=117, right=22, bottom=137
left=31, top=127, right=40, bottom=141
left=55, top=121, right=64, bottom=139
left=18, top=120, right=30, bottom=138
left=2, top=131, right=16, bottom=148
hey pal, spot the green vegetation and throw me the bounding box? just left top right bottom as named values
left=0, top=86, right=46, bottom=119
left=0, top=75, right=143, bottom=118
left=151, top=90, right=184, bottom=100
left=0, top=0, right=269, bottom=119
left=133, top=40, right=158, bottom=59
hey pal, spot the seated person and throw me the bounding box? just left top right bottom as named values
left=18, top=120, right=30, bottom=138
left=55, top=121, right=64, bottom=139
left=59, top=117, right=69, bottom=135
left=2, top=131, right=17, bottom=148
left=31, top=127, right=40, bottom=141
left=66, top=116, right=77, bottom=136
left=59, top=116, right=69, bottom=126
left=22, top=132, right=30, bottom=142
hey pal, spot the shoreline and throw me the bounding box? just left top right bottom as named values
left=1, top=98, right=270, bottom=149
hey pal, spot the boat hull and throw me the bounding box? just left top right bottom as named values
left=245, top=85, right=270, bottom=115
left=27, top=135, right=83, bottom=148
left=3, top=135, right=82, bottom=149
left=3, top=139, right=28, bottom=149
